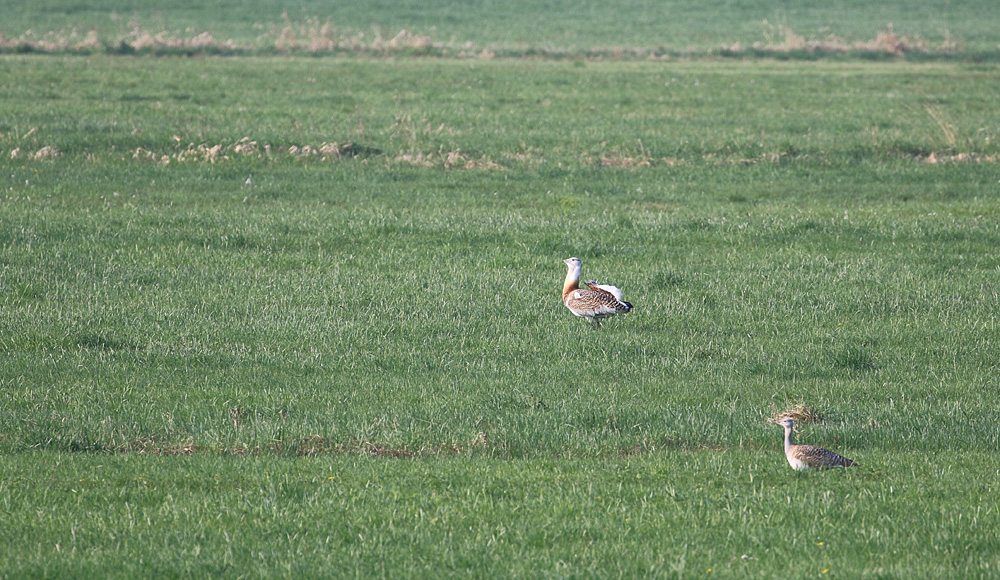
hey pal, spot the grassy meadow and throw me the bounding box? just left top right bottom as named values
left=3, top=1, right=1000, bottom=578
left=2, top=0, right=999, bottom=58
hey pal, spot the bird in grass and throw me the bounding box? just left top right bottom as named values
left=561, top=257, right=632, bottom=328
left=776, top=417, right=857, bottom=470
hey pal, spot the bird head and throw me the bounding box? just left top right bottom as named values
left=776, top=417, right=795, bottom=429
left=563, top=257, right=581, bottom=269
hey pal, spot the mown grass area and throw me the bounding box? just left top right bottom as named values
left=2, top=53, right=1000, bottom=577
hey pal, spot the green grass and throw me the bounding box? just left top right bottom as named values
left=2, top=41, right=1000, bottom=580
left=1, top=0, right=999, bottom=58
left=3, top=451, right=999, bottom=578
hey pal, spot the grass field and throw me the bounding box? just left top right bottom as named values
left=2, top=0, right=1000, bottom=58
left=2, top=2, right=1000, bottom=578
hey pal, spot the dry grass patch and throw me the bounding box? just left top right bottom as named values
left=18, top=142, right=999, bottom=168
left=129, top=436, right=197, bottom=455
left=0, top=24, right=240, bottom=54
left=593, top=151, right=798, bottom=168
left=600, top=156, right=651, bottom=169
left=0, top=19, right=450, bottom=56
left=9, top=146, right=61, bottom=160
left=0, top=28, right=103, bottom=53
left=269, top=17, right=436, bottom=54
left=725, top=23, right=960, bottom=57
left=0, top=19, right=970, bottom=59
left=131, top=138, right=382, bottom=165
left=113, top=436, right=496, bottom=458
left=395, top=149, right=506, bottom=170
left=293, top=436, right=472, bottom=458
left=123, top=26, right=234, bottom=52
left=924, top=152, right=1000, bottom=164
left=770, top=402, right=824, bottom=425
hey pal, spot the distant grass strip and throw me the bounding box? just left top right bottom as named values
left=10, top=140, right=1000, bottom=173
left=0, top=20, right=982, bottom=60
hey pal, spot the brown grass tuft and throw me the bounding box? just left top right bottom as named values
left=0, top=19, right=967, bottom=59
left=297, top=435, right=327, bottom=455
left=600, top=156, right=651, bottom=168
left=471, top=431, right=489, bottom=448
left=381, top=29, right=433, bottom=50
left=131, top=138, right=379, bottom=165
left=270, top=18, right=438, bottom=54
left=130, top=436, right=196, bottom=455
left=230, top=406, right=246, bottom=428
left=770, top=402, right=823, bottom=424
left=396, top=149, right=505, bottom=170
left=745, top=22, right=951, bottom=57
left=30, top=146, right=61, bottom=160
left=0, top=18, right=451, bottom=56
left=924, top=152, right=998, bottom=164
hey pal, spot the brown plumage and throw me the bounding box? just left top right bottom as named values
left=777, top=418, right=857, bottom=470
left=562, top=257, right=632, bottom=327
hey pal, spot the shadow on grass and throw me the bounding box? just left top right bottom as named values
left=829, top=346, right=879, bottom=374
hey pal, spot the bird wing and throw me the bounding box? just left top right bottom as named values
left=585, top=281, right=625, bottom=302
left=792, top=444, right=857, bottom=468
left=565, top=288, right=630, bottom=317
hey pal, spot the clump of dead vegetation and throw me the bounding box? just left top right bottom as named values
left=923, top=152, right=1000, bottom=164
left=131, top=137, right=382, bottom=165
left=269, top=17, right=436, bottom=54
left=127, top=138, right=499, bottom=170
left=600, top=156, right=652, bottom=169
left=291, top=432, right=495, bottom=457
left=0, top=18, right=448, bottom=56
left=0, top=18, right=967, bottom=59
left=769, top=402, right=824, bottom=425
left=724, top=22, right=960, bottom=57
left=395, top=148, right=506, bottom=170
left=0, top=25, right=236, bottom=54
left=0, top=28, right=103, bottom=53
left=129, top=436, right=197, bottom=455
left=11, top=138, right=995, bottom=169
left=9, top=146, right=61, bottom=160
left=593, top=150, right=797, bottom=168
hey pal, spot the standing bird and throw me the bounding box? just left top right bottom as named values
left=561, top=257, right=632, bottom=328
left=776, top=418, right=857, bottom=470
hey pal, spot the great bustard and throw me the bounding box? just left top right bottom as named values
left=561, top=257, right=632, bottom=327
left=776, top=418, right=857, bottom=470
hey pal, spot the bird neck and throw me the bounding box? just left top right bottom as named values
left=783, top=425, right=795, bottom=454
left=563, top=264, right=581, bottom=298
